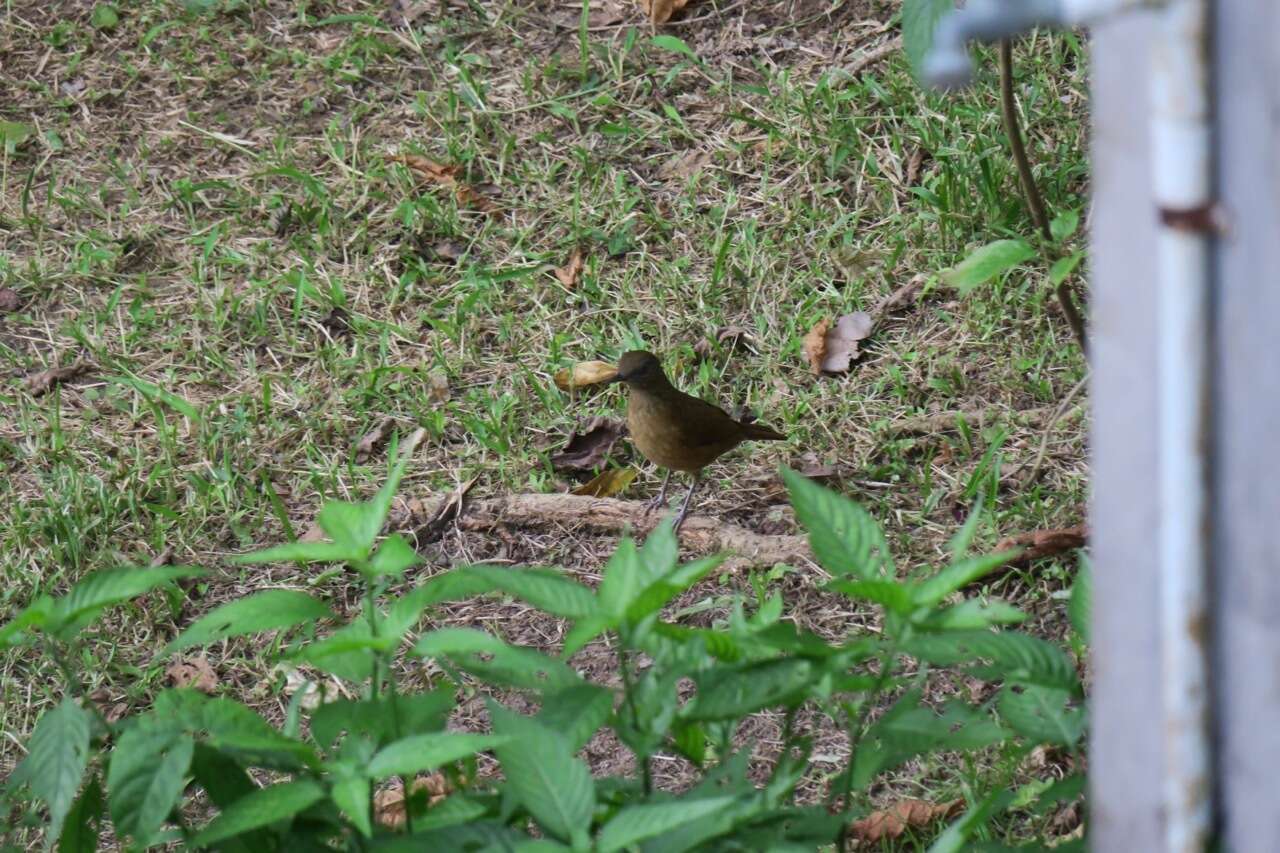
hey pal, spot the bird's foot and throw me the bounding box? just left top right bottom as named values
left=644, top=492, right=669, bottom=516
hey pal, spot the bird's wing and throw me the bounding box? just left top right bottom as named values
left=673, top=391, right=746, bottom=447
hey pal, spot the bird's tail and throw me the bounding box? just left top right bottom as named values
left=741, top=422, right=785, bottom=441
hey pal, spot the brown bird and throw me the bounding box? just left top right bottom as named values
left=611, top=350, right=786, bottom=530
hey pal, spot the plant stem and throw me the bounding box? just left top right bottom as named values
left=618, top=647, right=652, bottom=795
left=998, top=39, right=1087, bottom=351
left=832, top=640, right=903, bottom=851
left=363, top=583, right=415, bottom=834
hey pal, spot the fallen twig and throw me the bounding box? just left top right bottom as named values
left=402, top=492, right=814, bottom=573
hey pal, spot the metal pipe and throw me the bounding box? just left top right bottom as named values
left=920, top=0, right=1217, bottom=847
left=1152, top=0, right=1214, bottom=848
left=923, top=0, right=1160, bottom=90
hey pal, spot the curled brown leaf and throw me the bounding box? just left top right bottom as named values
left=850, top=798, right=963, bottom=845
left=355, top=417, right=395, bottom=463
left=553, top=360, right=619, bottom=391
left=554, top=249, right=584, bottom=288
left=550, top=417, right=625, bottom=471
left=166, top=656, right=218, bottom=694
left=640, top=0, right=689, bottom=24
left=25, top=362, right=91, bottom=396
left=801, top=312, right=874, bottom=375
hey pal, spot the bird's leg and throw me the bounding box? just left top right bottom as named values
left=645, top=469, right=673, bottom=515
left=672, top=474, right=701, bottom=533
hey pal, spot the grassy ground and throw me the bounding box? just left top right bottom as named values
left=0, top=0, right=1089, bottom=846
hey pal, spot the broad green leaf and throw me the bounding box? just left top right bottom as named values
left=291, top=622, right=393, bottom=683
left=414, top=628, right=580, bottom=690
left=625, top=555, right=724, bottom=625
left=561, top=613, right=615, bottom=659
left=367, top=451, right=411, bottom=538
left=0, top=120, right=33, bottom=151
left=107, top=728, right=195, bottom=848
left=942, top=239, right=1036, bottom=295
left=597, top=796, right=736, bottom=853
left=488, top=702, right=594, bottom=843
left=369, top=533, right=420, bottom=578
left=164, top=589, right=331, bottom=655
left=317, top=500, right=377, bottom=551
left=919, top=598, right=1027, bottom=631
left=1049, top=250, right=1085, bottom=286
left=651, top=34, right=700, bottom=64
left=385, top=570, right=500, bottom=638
left=232, top=538, right=362, bottom=565
left=1069, top=556, right=1091, bottom=642
left=638, top=522, right=679, bottom=583
left=367, top=733, right=509, bottom=779
left=329, top=765, right=372, bottom=837
left=913, top=551, right=1019, bottom=607
left=908, top=630, right=1079, bottom=690
left=462, top=565, right=597, bottom=619
left=1050, top=209, right=1081, bottom=242
left=90, top=3, right=119, bottom=29
left=685, top=659, right=814, bottom=721
left=190, top=779, right=326, bottom=847
left=153, top=690, right=320, bottom=770
left=48, top=566, right=204, bottom=640
left=825, top=579, right=915, bottom=614
left=0, top=594, right=53, bottom=648
left=902, top=0, right=956, bottom=79
left=998, top=684, right=1086, bottom=746
left=58, top=772, right=104, bottom=853
left=536, top=684, right=613, bottom=752
left=9, top=698, right=92, bottom=840
left=111, top=374, right=200, bottom=422
left=782, top=469, right=894, bottom=579
left=597, top=538, right=644, bottom=617
left=310, top=691, right=453, bottom=751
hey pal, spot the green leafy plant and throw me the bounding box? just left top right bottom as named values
left=2, top=458, right=1087, bottom=850
left=903, top=0, right=1087, bottom=349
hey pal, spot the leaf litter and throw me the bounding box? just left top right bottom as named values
left=554, top=360, right=618, bottom=391
left=572, top=466, right=637, bottom=498
left=802, top=312, right=874, bottom=375
left=550, top=417, right=625, bottom=471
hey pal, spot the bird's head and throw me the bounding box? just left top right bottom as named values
left=612, top=350, right=668, bottom=390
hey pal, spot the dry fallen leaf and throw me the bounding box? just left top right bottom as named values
left=430, top=239, right=466, bottom=263
left=793, top=452, right=840, bottom=483
left=392, top=154, right=497, bottom=212
left=554, top=360, right=618, bottom=391
left=166, top=656, right=218, bottom=694
left=657, top=149, right=711, bottom=181
left=554, top=249, right=585, bottom=288
left=355, top=417, right=395, bottom=463
left=802, top=312, right=874, bottom=375
left=0, top=287, right=20, bottom=313
left=25, top=362, right=91, bottom=396
left=551, top=417, right=625, bottom=471
left=994, top=525, right=1089, bottom=563
left=850, top=798, right=963, bottom=845
left=640, top=0, right=689, bottom=24
left=572, top=466, right=638, bottom=497
left=375, top=773, right=454, bottom=828
left=392, top=154, right=459, bottom=184
left=427, top=371, right=450, bottom=404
